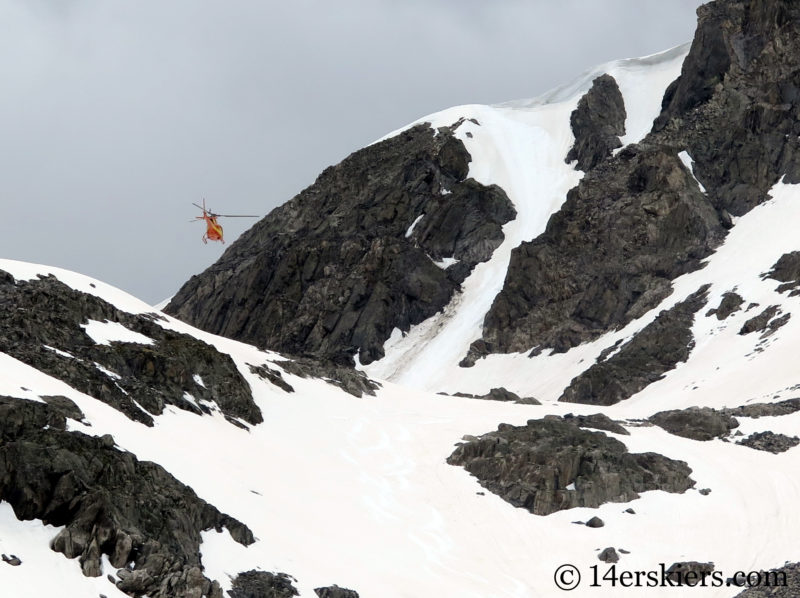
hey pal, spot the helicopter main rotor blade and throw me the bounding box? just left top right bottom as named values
left=214, top=214, right=259, bottom=218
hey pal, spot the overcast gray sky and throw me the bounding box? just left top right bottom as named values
left=0, top=0, right=704, bottom=304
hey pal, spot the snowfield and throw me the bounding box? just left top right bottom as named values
left=2, top=42, right=800, bottom=598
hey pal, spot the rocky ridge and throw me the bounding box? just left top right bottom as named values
left=166, top=122, right=515, bottom=366
left=0, top=271, right=260, bottom=427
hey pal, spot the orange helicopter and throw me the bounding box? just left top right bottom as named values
left=193, top=199, right=258, bottom=244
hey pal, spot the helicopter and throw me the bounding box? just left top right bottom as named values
left=192, top=199, right=258, bottom=244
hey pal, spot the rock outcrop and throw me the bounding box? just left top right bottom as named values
left=738, top=305, right=788, bottom=336
left=475, top=0, right=800, bottom=359
left=274, top=357, right=380, bottom=398
left=649, top=407, right=739, bottom=441
left=737, top=431, right=800, bottom=453
left=559, top=287, right=709, bottom=405
left=165, top=122, right=515, bottom=365
left=727, top=398, right=800, bottom=418
left=565, top=74, right=627, bottom=171
left=734, top=562, right=799, bottom=596
left=764, top=251, right=800, bottom=295
left=228, top=570, right=299, bottom=598
left=562, top=413, right=629, bottom=435
left=448, top=387, right=540, bottom=405
left=474, top=147, right=722, bottom=358
left=0, top=272, right=259, bottom=427
left=0, top=396, right=253, bottom=598
left=315, top=585, right=360, bottom=598
left=706, top=291, right=744, bottom=320
left=447, top=417, right=694, bottom=516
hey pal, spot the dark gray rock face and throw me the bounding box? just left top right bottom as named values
left=274, top=357, right=380, bottom=398
left=248, top=363, right=295, bottom=394
left=734, top=562, right=798, bottom=596
left=0, top=272, right=260, bottom=427
left=706, top=291, right=745, bottom=319
left=562, top=413, right=629, bottom=435
left=475, top=0, right=800, bottom=359
left=566, top=74, right=627, bottom=171
left=314, top=585, right=360, bottom=598
left=654, top=0, right=800, bottom=211
left=228, top=570, right=299, bottom=598
left=447, top=417, right=694, bottom=516
left=738, top=305, right=783, bottom=335
left=559, top=287, right=709, bottom=405
left=763, top=312, right=791, bottom=336
left=165, top=122, right=515, bottom=366
left=649, top=407, right=739, bottom=441
left=474, top=148, right=722, bottom=358
left=738, top=431, right=800, bottom=453
left=764, top=251, right=800, bottom=295
left=0, top=396, right=253, bottom=598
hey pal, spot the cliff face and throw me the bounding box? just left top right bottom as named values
left=476, top=0, right=800, bottom=358
left=165, top=121, right=515, bottom=365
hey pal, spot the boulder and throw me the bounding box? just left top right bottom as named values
left=598, top=547, right=619, bottom=563
left=649, top=407, right=739, bottom=441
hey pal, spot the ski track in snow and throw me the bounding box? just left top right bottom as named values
left=3, top=43, right=800, bottom=598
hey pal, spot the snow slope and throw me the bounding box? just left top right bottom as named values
left=363, top=44, right=689, bottom=390
left=3, top=231, right=800, bottom=598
